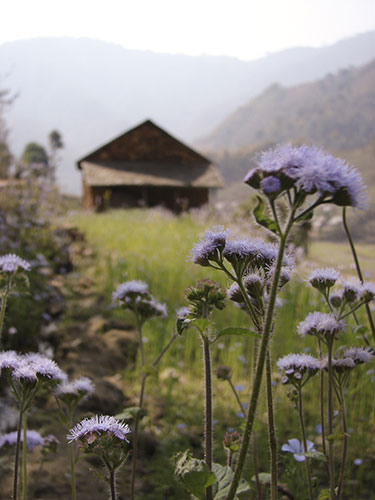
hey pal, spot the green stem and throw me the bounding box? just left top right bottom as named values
left=228, top=378, right=246, bottom=417
left=22, top=413, right=27, bottom=500
left=297, top=387, right=314, bottom=500
left=336, top=385, right=348, bottom=500
left=342, top=207, right=375, bottom=344
left=110, top=468, right=116, bottom=500
left=226, top=212, right=294, bottom=500
left=130, top=313, right=146, bottom=500
left=152, top=333, right=178, bottom=368
left=13, top=409, right=23, bottom=500
left=252, top=339, right=262, bottom=500
left=327, top=338, right=336, bottom=500
left=266, top=349, right=278, bottom=500
left=0, top=279, right=10, bottom=347
left=203, top=337, right=213, bottom=500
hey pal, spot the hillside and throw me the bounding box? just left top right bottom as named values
left=0, top=32, right=374, bottom=193
left=198, top=61, right=375, bottom=152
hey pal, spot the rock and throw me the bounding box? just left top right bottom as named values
left=102, top=328, right=139, bottom=367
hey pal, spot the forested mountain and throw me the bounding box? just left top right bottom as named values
left=199, top=61, right=375, bottom=152
left=0, top=32, right=374, bottom=192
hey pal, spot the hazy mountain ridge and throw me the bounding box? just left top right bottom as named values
left=0, top=32, right=374, bottom=193
left=198, top=61, right=375, bottom=152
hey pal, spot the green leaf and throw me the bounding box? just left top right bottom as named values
left=251, top=472, right=271, bottom=485
left=214, top=327, right=259, bottom=341
left=212, top=463, right=251, bottom=499
left=190, top=318, right=211, bottom=333
left=174, top=450, right=216, bottom=499
left=304, top=451, right=327, bottom=462
left=177, top=317, right=191, bottom=335
left=253, top=196, right=278, bottom=235
left=318, top=489, right=331, bottom=500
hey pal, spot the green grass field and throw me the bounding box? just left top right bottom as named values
left=67, top=208, right=375, bottom=499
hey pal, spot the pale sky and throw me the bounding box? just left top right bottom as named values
left=2, top=0, right=375, bottom=60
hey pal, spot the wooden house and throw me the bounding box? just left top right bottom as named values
left=77, top=120, right=224, bottom=211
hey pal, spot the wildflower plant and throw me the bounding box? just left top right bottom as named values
left=0, top=350, right=66, bottom=500
left=113, top=279, right=175, bottom=500
left=67, top=415, right=131, bottom=500
left=55, top=376, right=95, bottom=500
left=187, top=144, right=369, bottom=500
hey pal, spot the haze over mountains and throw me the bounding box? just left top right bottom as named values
left=0, top=32, right=374, bottom=193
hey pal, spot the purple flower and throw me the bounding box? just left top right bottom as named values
left=246, top=144, right=367, bottom=208
left=67, top=415, right=131, bottom=443
left=223, top=239, right=262, bottom=265
left=320, top=356, right=356, bottom=371
left=0, top=351, right=21, bottom=373
left=361, top=282, right=375, bottom=302
left=343, top=347, right=374, bottom=365
left=277, top=353, right=320, bottom=384
left=282, top=438, right=316, bottom=462
left=12, top=363, right=38, bottom=384
left=190, top=227, right=229, bottom=266
left=297, top=312, right=344, bottom=338
left=309, top=268, right=340, bottom=291
left=353, top=458, right=363, bottom=466
left=55, top=376, right=95, bottom=399
left=0, top=254, right=31, bottom=273
left=113, top=280, right=149, bottom=302
left=0, top=429, right=44, bottom=450
left=260, top=176, right=281, bottom=194
left=23, top=353, right=66, bottom=382
left=342, top=281, right=361, bottom=303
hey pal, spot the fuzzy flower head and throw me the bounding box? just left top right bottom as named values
left=277, top=353, right=320, bottom=385
left=0, top=429, right=44, bottom=450
left=260, top=176, right=281, bottom=196
left=245, top=144, right=367, bottom=209
left=361, top=282, right=375, bottom=303
left=0, top=254, right=31, bottom=274
left=282, top=438, right=316, bottom=462
left=342, top=281, right=361, bottom=304
left=320, top=356, right=356, bottom=373
left=343, top=347, right=374, bottom=365
left=0, top=351, right=21, bottom=375
left=190, top=226, right=229, bottom=266
left=308, top=268, right=340, bottom=292
left=113, top=280, right=149, bottom=303
left=55, top=376, right=95, bottom=403
left=297, top=312, right=345, bottom=340
left=68, top=415, right=131, bottom=467
left=223, top=431, right=242, bottom=453
left=23, top=353, right=66, bottom=383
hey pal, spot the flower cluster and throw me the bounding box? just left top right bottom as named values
left=0, top=254, right=31, bottom=274
left=185, top=279, right=226, bottom=318
left=277, top=353, right=320, bottom=385
left=55, top=376, right=95, bottom=404
left=113, top=280, right=167, bottom=322
left=297, top=312, right=345, bottom=340
left=0, top=350, right=66, bottom=386
left=0, top=430, right=44, bottom=450
left=244, top=144, right=367, bottom=208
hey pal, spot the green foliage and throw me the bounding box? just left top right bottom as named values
left=253, top=196, right=278, bottom=234
left=21, top=142, right=49, bottom=165
left=174, top=450, right=216, bottom=499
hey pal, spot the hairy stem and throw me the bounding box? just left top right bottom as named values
left=13, top=409, right=23, bottom=500
left=0, top=279, right=10, bottom=347
left=297, top=387, right=314, bottom=500
left=266, top=349, right=278, bottom=500
left=336, top=386, right=348, bottom=500
left=226, top=212, right=294, bottom=500
left=342, top=207, right=375, bottom=344
left=327, top=338, right=336, bottom=500
left=252, top=339, right=262, bottom=500
left=22, top=413, right=27, bottom=500
left=110, top=468, right=116, bottom=500
left=130, top=314, right=146, bottom=500
left=203, top=337, right=213, bottom=500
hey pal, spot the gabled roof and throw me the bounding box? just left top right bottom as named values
left=77, top=119, right=212, bottom=168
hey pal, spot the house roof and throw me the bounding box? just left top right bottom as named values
left=80, top=160, right=225, bottom=188
left=77, top=119, right=224, bottom=189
